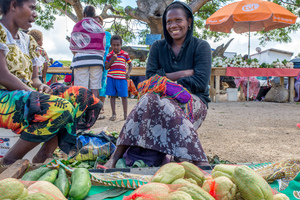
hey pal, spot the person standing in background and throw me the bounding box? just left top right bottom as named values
left=105, top=35, right=133, bottom=121
left=28, top=29, right=49, bottom=83
left=70, top=5, right=106, bottom=99
left=94, top=15, right=111, bottom=119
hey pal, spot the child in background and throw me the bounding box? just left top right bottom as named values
left=28, top=29, right=49, bottom=83
left=105, top=35, right=133, bottom=121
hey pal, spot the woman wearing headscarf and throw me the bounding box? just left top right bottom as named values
left=105, top=1, right=212, bottom=168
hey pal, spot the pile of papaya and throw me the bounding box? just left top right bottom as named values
left=15, top=166, right=91, bottom=200
left=125, top=162, right=289, bottom=200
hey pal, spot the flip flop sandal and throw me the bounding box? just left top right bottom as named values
left=97, top=115, right=105, bottom=120
left=132, top=160, right=149, bottom=168
left=109, top=115, right=116, bottom=121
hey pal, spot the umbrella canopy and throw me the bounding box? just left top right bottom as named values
left=205, top=0, right=297, bottom=34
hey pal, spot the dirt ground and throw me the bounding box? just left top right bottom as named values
left=93, top=93, right=300, bottom=164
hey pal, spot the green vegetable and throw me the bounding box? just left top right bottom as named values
left=69, top=168, right=91, bottom=200
left=54, top=166, right=70, bottom=197
left=37, top=169, right=58, bottom=183
left=21, top=167, right=52, bottom=181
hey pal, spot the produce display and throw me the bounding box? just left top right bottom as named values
left=0, top=166, right=93, bottom=199
left=0, top=161, right=291, bottom=200
left=125, top=162, right=288, bottom=200
left=212, top=55, right=294, bottom=69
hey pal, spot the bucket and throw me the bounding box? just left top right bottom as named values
left=226, top=88, right=238, bottom=101
left=0, top=128, right=42, bottom=163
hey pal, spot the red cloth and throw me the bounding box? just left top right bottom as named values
left=226, top=67, right=300, bottom=77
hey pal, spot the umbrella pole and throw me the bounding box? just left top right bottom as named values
left=247, top=22, right=250, bottom=101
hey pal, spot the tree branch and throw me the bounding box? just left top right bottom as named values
left=125, top=6, right=150, bottom=23
left=189, top=0, right=212, bottom=13
left=101, top=4, right=128, bottom=20
left=57, top=8, right=77, bottom=22
left=278, top=0, right=300, bottom=7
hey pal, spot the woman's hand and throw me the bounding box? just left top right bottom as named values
left=38, top=83, right=53, bottom=94
left=184, top=69, right=194, bottom=77
left=166, top=69, right=194, bottom=81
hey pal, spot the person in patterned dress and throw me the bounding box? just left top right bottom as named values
left=104, top=1, right=211, bottom=168
left=0, top=0, right=102, bottom=165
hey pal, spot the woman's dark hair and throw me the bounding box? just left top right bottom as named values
left=165, top=2, right=192, bottom=21
left=110, top=35, right=122, bottom=45
left=83, top=5, right=96, bottom=18
left=0, top=0, right=28, bottom=15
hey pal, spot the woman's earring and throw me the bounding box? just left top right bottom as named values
left=188, top=26, right=191, bottom=30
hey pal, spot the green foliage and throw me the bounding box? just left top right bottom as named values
left=106, top=21, right=136, bottom=45
left=58, top=60, right=72, bottom=67
left=34, top=0, right=300, bottom=46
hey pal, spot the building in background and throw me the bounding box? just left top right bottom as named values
left=250, top=48, right=293, bottom=64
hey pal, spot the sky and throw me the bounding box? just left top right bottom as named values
left=32, top=0, right=300, bottom=62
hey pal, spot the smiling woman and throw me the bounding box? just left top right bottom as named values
left=104, top=1, right=212, bottom=168
left=0, top=0, right=102, bottom=165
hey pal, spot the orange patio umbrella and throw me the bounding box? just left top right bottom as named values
left=205, top=0, right=297, bottom=56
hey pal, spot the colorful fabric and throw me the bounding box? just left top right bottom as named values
left=0, top=23, right=102, bottom=153
left=71, top=53, right=104, bottom=69
left=99, top=31, right=111, bottom=97
left=0, top=23, right=39, bottom=89
left=70, top=17, right=105, bottom=53
left=117, top=93, right=208, bottom=162
left=137, top=75, right=193, bottom=121
left=36, top=45, right=49, bottom=63
left=105, top=77, right=128, bottom=97
left=106, top=50, right=131, bottom=80
left=128, top=79, right=138, bottom=96
left=35, top=46, right=49, bottom=75
left=0, top=86, right=101, bottom=153
left=234, top=77, right=260, bottom=99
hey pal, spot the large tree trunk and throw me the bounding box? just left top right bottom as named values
left=125, top=0, right=173, bottom=36
left=121, top=46, right=148, bottom=62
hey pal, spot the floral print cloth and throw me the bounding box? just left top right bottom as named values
left=0, top=23, right=102, bottom=153
left=117, top=93, right=208, bottom=162
left=234, top=77, right=260, bottom=99
left=0, top=86, right=101, bottom=153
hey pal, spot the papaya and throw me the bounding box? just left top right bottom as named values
left=231, top=165, right=274, bottom=200
left=180, top=161, right=205, bottom=187
left=0, top=178, right=24, bottom=199
left=212, top=164, right=236, bottom=179
left=27, top=181, right=67, bottom=200
left=177, top=182, right=215, bottom=200
left=202, top=176, right=236, bottom=200
left=166, top=191, right=193, bottom=200
left=151, top=163, right=185, bottom=184
left=20, top=192, right=55, bottom=200
left=274, top=193, right=290, bottom=200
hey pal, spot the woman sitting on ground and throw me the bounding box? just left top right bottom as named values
left=105, top=1, right=212, bottom=168
left=0, top=0, right=102, bottom=165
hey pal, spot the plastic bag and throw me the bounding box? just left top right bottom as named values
left=69, top=133, right=116, bottom=162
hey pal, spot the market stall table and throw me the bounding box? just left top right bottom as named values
left=210, top=67, right=300, bottom=103
left=47, top=67, right=147, bottom=76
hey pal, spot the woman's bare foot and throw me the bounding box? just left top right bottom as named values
left=104, top=158, right=117, bottom=168
left=192, top=160, right=211, bottom=166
